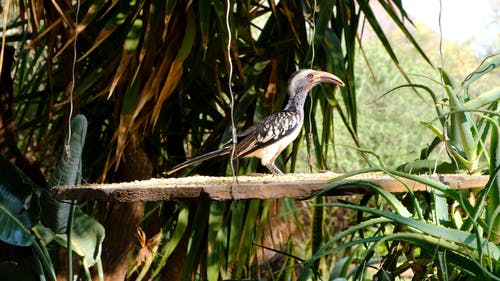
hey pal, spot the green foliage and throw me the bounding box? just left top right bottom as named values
left=298, top=53, right=500, bottom=280
left=54, top=208, right=105, bottom=270
left=41, top=115, right=88, bottom=233
left=0, top=115, right=104, bottom=281
left=401, top=54, right=500, bottom=174
left=331, top=23, right=499, bottom=173
left=303, top=167, right=500, bottom=279
left=3, top=0, right=499, bottom=280
left=0, top=156, right=37, bottom=247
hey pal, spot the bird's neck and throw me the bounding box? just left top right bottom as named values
left=284, top=90, right=308, bottom=112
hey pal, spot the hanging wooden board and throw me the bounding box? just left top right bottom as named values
left=51, top=172, right=489, bottom=202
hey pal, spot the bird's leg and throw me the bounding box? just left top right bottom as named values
left=266, top=163, right=283, bottom=175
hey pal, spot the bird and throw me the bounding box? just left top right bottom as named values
left=165, top=69, right=345, bottom=175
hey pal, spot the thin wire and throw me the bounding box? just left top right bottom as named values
left=67, top=2, right=80, bottom=281
left=437, top=0, right=457, bottom=173
left=438, top=0, right=445, bottom=79
left=66, top=0, right=80, bottom=160
left=226, top=0, right=238, bottom=184
left=307, top=0, right=317, bottom=173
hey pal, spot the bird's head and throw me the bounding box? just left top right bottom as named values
left=287, top=69, right=344, bottom=98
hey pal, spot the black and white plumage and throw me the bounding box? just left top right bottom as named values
left=165, top=69, right=345, bottom=175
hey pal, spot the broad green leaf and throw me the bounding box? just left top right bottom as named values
left=0, top=156, right=37, bottom=246
left=54, top=208, right=105, bottom=268
left=42, top=114, right=87, bottom=233
left=432, top=189, right=449, bottom=225
left=464, top=87, right=500, bottom=110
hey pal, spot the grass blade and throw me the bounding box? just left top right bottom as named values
left=319, top=202, right=500, bottom=260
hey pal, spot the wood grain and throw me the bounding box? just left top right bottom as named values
left=51, top=172, right=489, bottom=202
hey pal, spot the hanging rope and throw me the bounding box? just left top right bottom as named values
left=225, top=0, right=238, bottom=184
left=66, top=2, right=81, bottom=281
left=66, top=0, right=80, bottom=160
left=307, top=0, right=317, bottom=173
left=436, top=0, right=457, bottom=173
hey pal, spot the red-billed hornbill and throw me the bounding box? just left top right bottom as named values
left=165, top=69, right=345, bottom=175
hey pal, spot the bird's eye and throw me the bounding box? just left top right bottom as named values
left=306, top=73, right=314, bottom=79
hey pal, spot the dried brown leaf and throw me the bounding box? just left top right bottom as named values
left=26, top=18, right=62, bottom=49
left=49, top=0, right=71, bottom=28
left=151, top=59, right=184, bottom=127
left=108, top=51, right=132, bottom=99
left=131, top=48, right=175, bottom=122
left=115, top=114, right=133, bottom=169
left=78, top=25, right=118, bottom=61
left=264, top=59, right=278, bottom=111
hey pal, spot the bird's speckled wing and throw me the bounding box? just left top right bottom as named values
left=234, top=110, right=302, bottom=158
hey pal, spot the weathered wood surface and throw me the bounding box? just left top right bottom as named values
left=51, top=172, right=489, bottom=202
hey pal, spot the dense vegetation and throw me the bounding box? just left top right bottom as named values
left=1, top=0, right=499, bottom=280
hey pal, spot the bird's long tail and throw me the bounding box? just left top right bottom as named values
left=164, top=146, right=231, bottom=175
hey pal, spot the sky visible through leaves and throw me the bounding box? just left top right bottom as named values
left=403, top=0, right=500, bottom=56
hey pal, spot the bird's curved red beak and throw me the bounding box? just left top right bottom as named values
left=313, top=70, right=345, bottom=87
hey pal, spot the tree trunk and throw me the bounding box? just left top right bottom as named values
left=98, top=136, right=152, bottom=280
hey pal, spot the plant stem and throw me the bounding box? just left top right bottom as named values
left=32, top=239, right=57, bottom=281
left=67, top=201, right=76, bottom=281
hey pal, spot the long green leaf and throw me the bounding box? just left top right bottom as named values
left=234, top=199, right=263, bottom=277
left=150, top=202, right=189, bottom=279
left=54, top=208, right=105, bottom=268
left=462, top=53, right=500, bottom=89
left=305, top=179, right=412, bottom=217
left=198, top=0, right=211, bottom=55
left=41, top=114, right=88, bottom=233
left=432, top=189, right=449, bottom=225
left=207, top=201, right=226, bottom=281
left=182, top=200, right=210, bottom=281
left=487, top=118, right=500, bottom=242
left=464, top=87, right=500, bottom=110
left=0, top=156, right=37, bottom=246
left=377, top=1, right=433, bottom=66
left=319, top=202, right=500, bottom=260
left=378, top=233, right=500, bottom=279
left=311, top=197, right=324, bottom=273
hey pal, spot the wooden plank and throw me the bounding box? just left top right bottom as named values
left=51, top=172, right=489, bottom=202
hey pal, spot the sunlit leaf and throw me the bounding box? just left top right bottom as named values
left=0, top=157, right=37, bottom=247
left=54, top=208, right=105, bottom=268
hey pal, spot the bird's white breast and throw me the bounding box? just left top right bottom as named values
left=245, top=120, right=303, bottom=166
